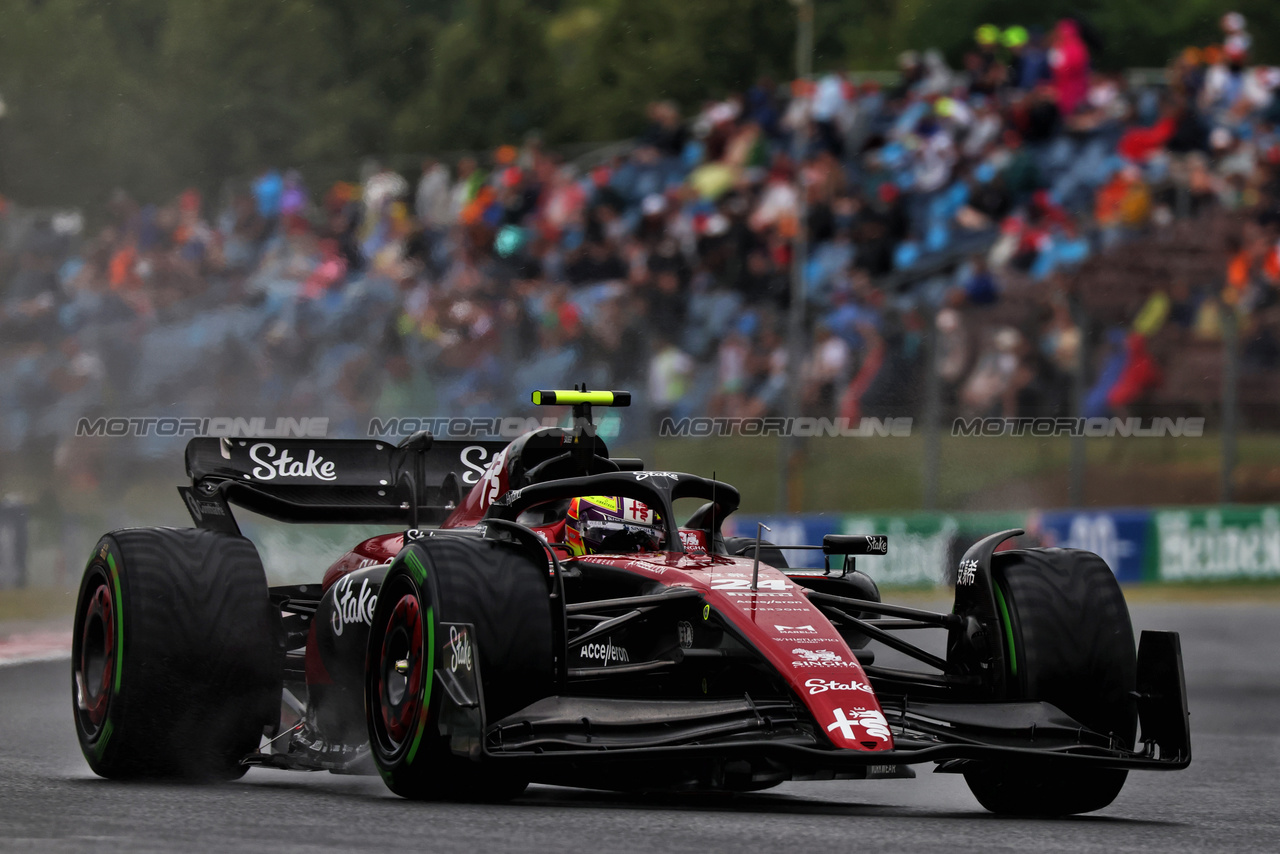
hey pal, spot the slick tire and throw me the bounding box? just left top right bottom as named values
left=366, top=536, right=555, bottom=801
left=963, top=548, right=1137, bottom=816
left=72, top=528, right=283, bottom=780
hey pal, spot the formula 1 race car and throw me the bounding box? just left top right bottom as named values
left=71, top=389, right=1191, bottom=814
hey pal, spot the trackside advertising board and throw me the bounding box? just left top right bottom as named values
left=729, top=505, right=1280, bottom=586
left=726, top=512, right=1026, bottom=586
left=1035, top=508, right=1151, bottom=583
left=1147, top=507, right=1280, bottom=582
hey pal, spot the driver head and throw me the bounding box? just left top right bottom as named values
left=565, top=496, right=664, bottom=556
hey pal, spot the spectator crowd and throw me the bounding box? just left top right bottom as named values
left=4, top=12, right=1280, bottom=482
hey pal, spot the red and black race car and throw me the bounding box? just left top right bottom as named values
left=71, top=389, right=1191, bottom=814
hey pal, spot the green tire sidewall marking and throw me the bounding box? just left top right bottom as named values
left=94, top=719, right=114, bottom=759
left=106, top=552, right=124, bottom=693
left=400, top=547, right=434, bottom=767
left=404, top=549, right=428, bottom=586
left=404, top=604, right=435, bottom=766
left=993, top=580, right=1018, bottom=680
left=89, top=549, right=123, bottom=761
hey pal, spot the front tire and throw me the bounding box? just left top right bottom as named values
left=365, top=536, right=555, bottom=801
left=72, top=528, right=282, bottom=780
left=963, top=548, right=1137, bottom=815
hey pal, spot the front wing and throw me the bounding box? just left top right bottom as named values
left=448, top=630, right=1191, bottom=779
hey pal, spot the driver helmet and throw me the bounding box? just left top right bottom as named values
left=565, top=496, right=663, bottom=556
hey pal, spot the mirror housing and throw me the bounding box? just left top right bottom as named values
left=822, top=534, right=888, bottom=556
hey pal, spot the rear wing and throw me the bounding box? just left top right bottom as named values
left=180, top=435, right=508, bottom=530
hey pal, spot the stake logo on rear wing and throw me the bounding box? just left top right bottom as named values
left=182, top=436, right=510, bottom=527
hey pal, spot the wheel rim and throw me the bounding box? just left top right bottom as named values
left=376, top=592, right=424, bottom=749
left=76, top=580, right=115, bottom=732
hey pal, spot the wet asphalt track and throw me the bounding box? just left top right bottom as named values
left=1, top=601, right=1278, bottom=853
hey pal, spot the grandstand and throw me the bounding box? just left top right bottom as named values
left=2, top=24, right=1279, bottom=496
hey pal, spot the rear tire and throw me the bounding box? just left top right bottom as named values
left=963, top=548, right=1137, bottom=815
left=366, top=536, right=555, bottom=801
left=72, top=528, right=282, bottom=780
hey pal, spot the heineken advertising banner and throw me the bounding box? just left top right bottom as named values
left=730, top=505, right=1280, bottom=586
left=1148, top=507, right=1280, bottom=581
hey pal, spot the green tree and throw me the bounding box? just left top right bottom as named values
left=0, top=0, right=148, bottom=204
left=391, top=0, right=561, bottom=154
left=545, top=0, right=795, bottom=140
left=1, top=0, right=1278, bottom=210
left=152, top=1, right=362, bottom=185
